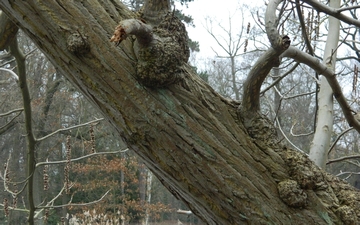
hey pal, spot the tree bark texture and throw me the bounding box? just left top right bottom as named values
left=0, top=1, right=359, bottom=224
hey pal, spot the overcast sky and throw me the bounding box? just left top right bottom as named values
left=177, top=0, right=265, bottom=63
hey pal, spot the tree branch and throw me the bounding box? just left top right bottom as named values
left=110, top=19, right=154, bottom=47
left=327, top=155, right=360, bottom=165
left=260, top=62, right=300, bottom=94
left=10, top=36, right=38, bottom=224
left=295, top=0, right=314, bottom=55
left=0, top=111, right=21, bottom=135
left=242, top=0, right=291, bottom=113
left=35, top=148, right=129, bottom=167
left=38, top=190, right=111, bottom=209
left=0, top=67, right=19, bottom=80
left=36, top=118, right=104, bottom=142
left=327, top=127, right=354, bottom=155
left=0, top=108, right=23, bottom=117
left=282, top=46, right=360, bottom=133
left=301, top=0, right=360, bottom=27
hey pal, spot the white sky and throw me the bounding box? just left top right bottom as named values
left=178, top=0, right=264, bottom=60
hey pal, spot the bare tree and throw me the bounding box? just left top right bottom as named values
left=1, top=0, right=360, bottom=224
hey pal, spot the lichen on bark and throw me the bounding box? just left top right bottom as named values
left=278, top=179, right=308, bottom=208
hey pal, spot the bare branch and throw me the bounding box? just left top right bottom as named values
left=0, top=108, right=23, bottom=134
left=327, top=155, right=360, bottom=165
left=0, top=67, right=19, bottom=80
left=261, top=62, right=300, bottom=94
left=0, top=112, right=21, bottom=135
left=295, top=0, right=314, bottom=55
left=36, top=118, right=104, bottom=142
left=35, top=148, right=129, bottom=168
left=0, top=108, right=23, bottom=117
left=336, top=5, right=360, bottom=13
left=242, top=0, right=291, bottom=113
left=301, top=0, right=360, bottom=27
left=282, top=46, right=360, bottom=133
left=38, top=190, right=111, bottom=209
left=335, top=171, right=360, bottom=179
left=0, top=204, right=29, bottom=213
left=328, top=127, right=354, bottom=155
left=34, top=183, right=70, bottom=218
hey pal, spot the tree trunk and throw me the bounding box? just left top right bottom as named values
left=0, top=0, right=359, bottom=224
left=309, top=0, right=340, bottom=169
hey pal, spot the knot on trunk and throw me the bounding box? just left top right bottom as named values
left=136, top=12, right=189, bottom=87
left=336, top=205, right=357, bottom=225
left=278, top=179, right=308, bottom=208
left=110, top=12, right=190, bottom=88
left=279, top=148, right=326, bottom=190
left=67, top=32, right=90, bottom=55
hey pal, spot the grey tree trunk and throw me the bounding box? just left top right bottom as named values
left=0, top=0, right=359, bottom=224
left=309, top=0, right=340, bottom=168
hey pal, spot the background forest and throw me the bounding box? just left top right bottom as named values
left=1, top=0, right=360, bottom=224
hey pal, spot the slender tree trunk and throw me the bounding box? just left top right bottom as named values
left=145, top=169, right=153, bottom=225
left=10, top=37, right=37, bottom=225
left=230, top=56, right=239, bottom=100
left=309, top=0, right=340, bottom=168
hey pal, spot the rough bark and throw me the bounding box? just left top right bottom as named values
left=0, top=0, right=359, bottom=224
left=0, top=11, right=18, bottom=50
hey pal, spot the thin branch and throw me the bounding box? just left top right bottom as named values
left=301, top=0, right=360, bottom=27
left=0, top=111, right=22, bottom=135
left=36, top=118, right=104, bottom=142
left=38, top=190, right=111, bottom=209
left=261, top=62, right=300, bottom=94
left=35, top=148, right=129, bottom=167
left=327, top=155, right=360, bottom=165
left=328, top=127, right=354, bottom=155
left=282, top=90, right=316, bottom=100
left=34, top=183, right=70, bottom=218
left=336, top=4, right=360, bottom=13
left=0, top=204, right=29, bottom=213
left=0, top=108, right=23, bottom=117
left=0, top=67, right=19, bottom=80
left=276, top=109, right=305, bottom=153
left=265, top=96, right=305, bottom=153
left=283, top=46, right=360, bottom=134
left=295, top=0, right=314, bottom=55
left=335, top=171, right=360, bottom=179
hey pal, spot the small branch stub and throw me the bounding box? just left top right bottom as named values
left=111, top=13, right=190, bottom=88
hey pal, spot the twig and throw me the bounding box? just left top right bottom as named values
left=327, top=155, right=360, bottom=165
left=35, top=148, right=129, bottom=167
left=265, top=96, right=305, bottom=153
left=335, top=171, right=360, bottom=179
left=327, top=127, right=353, bottom=155
left=38, top=190, right=111, bottom=209
left=36, top=118, right=104, bottom=142
left=290, top=122, right=314, bottom=137
left=0, top=108, right=23, bottom=117
left=0, top=67, right=19, bottom=80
